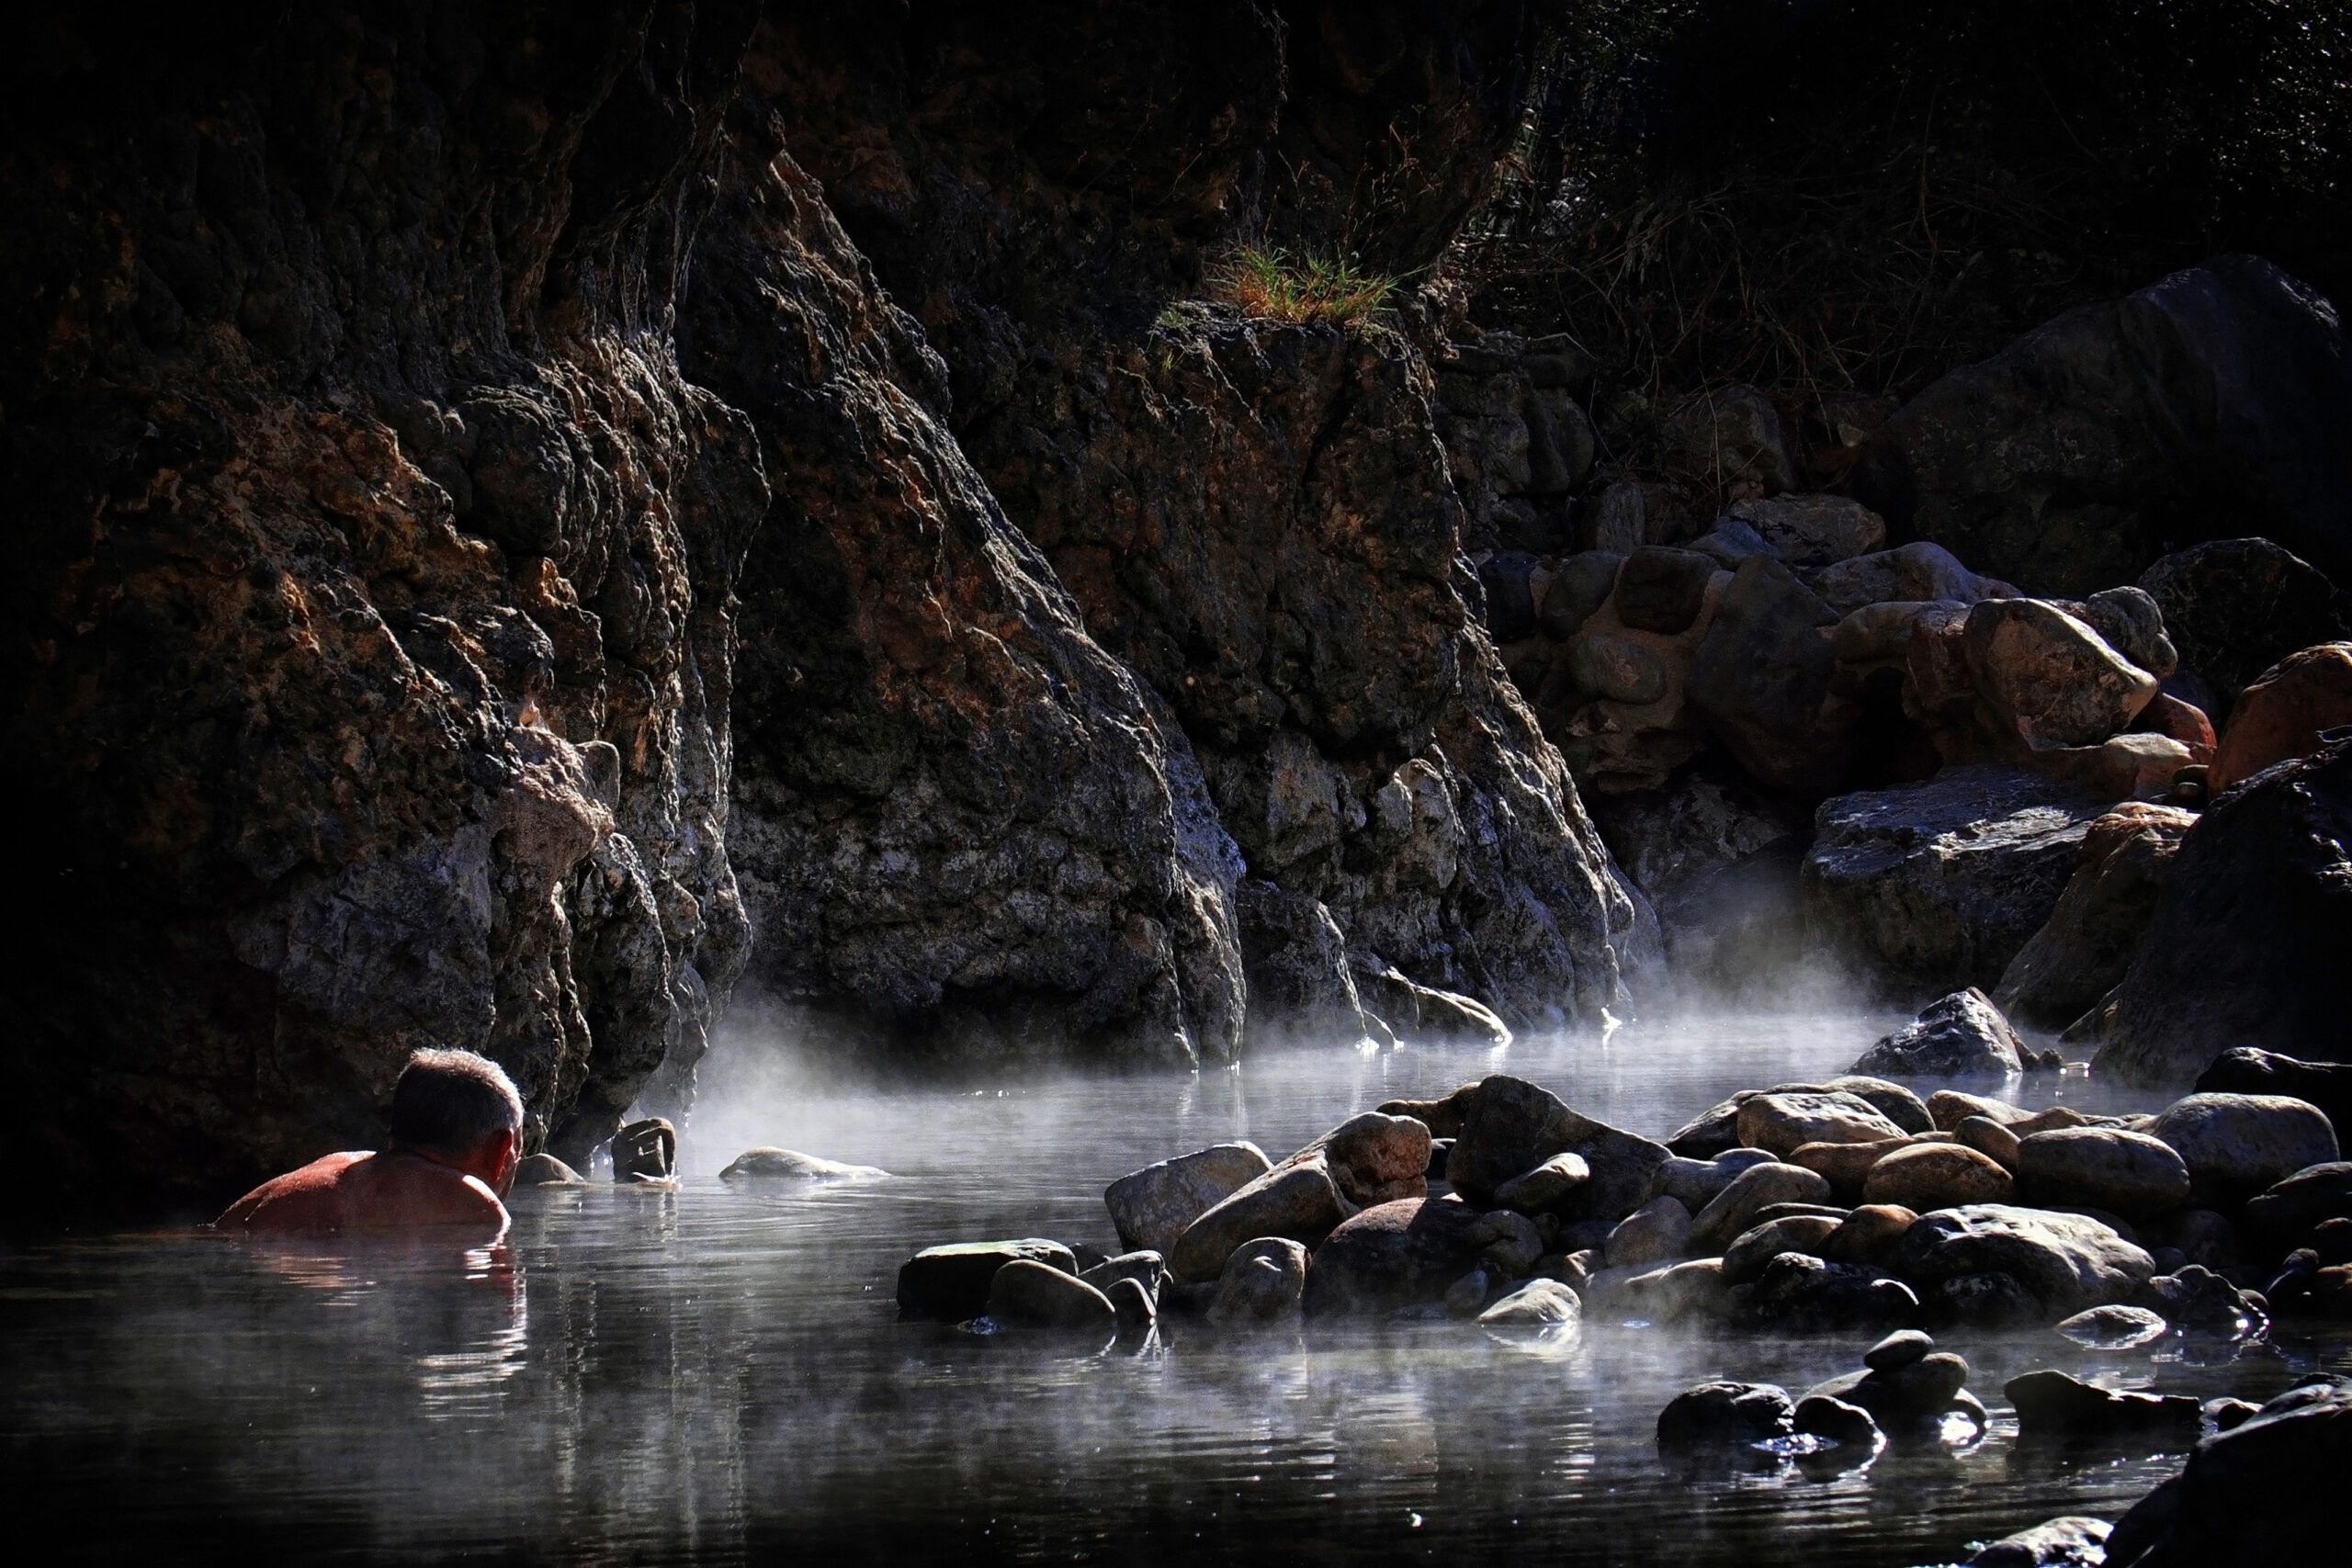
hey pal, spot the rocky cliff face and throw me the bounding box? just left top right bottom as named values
left=2, top=2, right=1641, bottom=1214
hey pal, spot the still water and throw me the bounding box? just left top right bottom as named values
left=6, top=1012, right=2345, bottom=1565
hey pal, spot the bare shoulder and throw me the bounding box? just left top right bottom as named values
left=214, top=1152, right=371, bottom=1232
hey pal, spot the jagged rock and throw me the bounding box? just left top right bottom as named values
left=2077, top=586, right=2179, bottom=679
left=1865, top=1144, right=2017, bottom=1209
left=1301, top=1197, right=1492, bottom=1318
left=1737, top=1091, right=1908, bottom=1156
left=718, top=1148, right=889, bottom=1181
left=1105, top=1143, right=1274, bottom=1257
left=2210, top=642, right=2352, bottom=791
left=2006, top=1370, right=2200, bottom=1438
left=1852, top=988, right=2027, bottom=1078
left=898, top=1239, right=1080, bottom=1323
left=1804, top=765, right=2109, bottom=993
left=1964, top=599, right=2159, bottom=748
left=2139, top=537, right=2351, bottom=715
left=1234, top=883, right=1382, bottom=1043
left=2101, top=1377, right=2352, bottom=1566
left=1205, top=1237, right=1308, bottom=1326
left=1686, top=555, right=1854, bottom=794
left=613, top=1120, right=677, bottom=1182
left=2018, top=1128, right=2192, bottom=1217
left=1728, top=494, right=1886, bottom=568
left=988, top=1259, right=1117, bottom=1334
left=2149, top=1094, right=2340, bottom=1206
left=1445, top=1075, right=1671, bottom=1223
left=1656, top=1381, right=1795, bottom=1449
left=2197, top=1050, right=2352, bottom=1136
left=1965, top=1517, right=2111, bottom=1567
left=2095, top=742, right=2352, bottom=1083
left=1889, top=1204, right=2155, bottom=1317
left=1352, top=962, right=1515, bottom=1048
left=1995, top=803, right=2196, bottom=1028
left=1854, top=256, right=2352, bottom=596
left=1476, top=551, right=1542, bottom=642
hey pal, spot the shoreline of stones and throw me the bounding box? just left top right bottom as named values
left=878, top=1010, right=2350, bottom=1565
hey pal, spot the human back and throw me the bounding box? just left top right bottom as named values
left=215, top=1049, right=525, bottom=1237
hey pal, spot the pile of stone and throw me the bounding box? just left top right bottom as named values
left=891, top=1056, right=2350, bottom=1347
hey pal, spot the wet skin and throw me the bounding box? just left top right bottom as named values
left=213, top=1130, right=521, bottom=1240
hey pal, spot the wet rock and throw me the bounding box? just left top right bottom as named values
left=1656, top=1381, right=1795, bottom=1449
left=1737, top=1091, right=1909, bottom=1156
left=1957, top=1116, right=2026, bottom=1171
left=1105, top=1143, right=1275, bottom=1258
left=1965, top=1517, right=2111, bottom=1567
left=1995, top=803, right=2196, bottom=1029
left=1742, top=1254, right=1919, bottom=1329
left=1105, top=1276, right=1156, bottom=1348
left=1445, top=1076, right=1671, bottom=1223
left=2150, top=1093, right=2339, bottom=1206
left=513, top=1154, right=586, bottom=1187
left=1477, top=1278, right=1583, bottom=1329
left=1723, top=1214, right=1844, bottom=1283
left=2139, top=537, right=2352, bottom=714
left=613, top=1119, right=677, bottom=1182
left=1889, top=1204, right=2155, bottom=1317
left=1804, top=765, right=2109, bottom=994
left=1657, top=1147, right=1785, bottom=1205
left=2096, top=741, right=2352, bottom=1084
left=899, top=1239, right=1081, bottom=1323
left=1300, top=1197, right=1495, bottom=1318
left=1690, top=1162, right=1836, bottom=1252
left=1804, top=1352, right=1975, bottom=1426
left=1965, top=599, right=2160, bottom=749
left=1728, top=494, right=1886, bottom=569
left=2135, top=1266, right=2266, bottom=1337
left=2006, top=1370, right=2200, bottom=1438
left=2205, top=1396, right=2263, bottom=1432
left=1865, top=1144, right=2018, bottom=1210
left=1619, top=1257, right=1734, bottom=1323
left=1079, top=1252, right=1169, bottom=1303
left=1792, top=1394, right=1882, bottom=1447
left=1353, top=963, right=1516, bottom=1049
left=1541, top=551, right=1625, bottom=641
left=2018, top=1128, right=2193, bottom=1217
left=1205, top=1237, right=1308, bottom=1327
left=1865, top=1328, right=1935, bottom=1372
left=1928, top=1270, right=2045, bottom=1328
left=1686, top=556, right=1853, bottom=794
left=1299, top=1112, right=1434, bottom=1211
left=1822, top=1205, right=1917, bottom=1267
left=1603, top=1196, right=1692, bottom=1268
left=1492, top=1152, right=1592, bottom=1214
left=718, top=1148, right=889, bottom=1180
left=1852, top=988, right=2028, bottom=1078
left=2210, top=642, right=2352, bottom=792
left=988, top=1259, right=1117, bottom=1335
left=2055, top=1304, right=2170, bottom=1348
left=2242, top=1161, right=2352, bottom=1246
left=1170, top=1157, right=1345, bottom=1282
left=2196, top=1050, right=2352, bottom=1142
left=1828, top=1077, right=1938, bottom=1134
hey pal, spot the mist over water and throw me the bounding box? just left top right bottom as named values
left=6, top=1010, right=2343, bottom=1565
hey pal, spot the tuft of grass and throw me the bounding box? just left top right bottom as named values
left=1210, top=246, right=1402, bottom=324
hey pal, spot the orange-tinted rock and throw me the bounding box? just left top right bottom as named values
left=2132, top=691, right=2218, bottom=761
left=1963, top=599, right=2159, bottom=749
left=2210, top=642, right=2352, bottom=792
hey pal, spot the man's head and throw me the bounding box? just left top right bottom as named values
left=388, top=1049, right=524, bottom=1194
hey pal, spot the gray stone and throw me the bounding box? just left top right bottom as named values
left=1804, top=765, right=2108, bottom=993
left=1722, top=1214, right=1842, bottom=1283
left=2100, top=1376, right=2352, bottom=1567
left=2140, top=536, right=2352, bottom=713
left=986, top=1259, right=1117, bottom=1335
left=1792, top=1393, right=1882, bottom=1447
left=718, top=1147, right=889, bottom=1180
left=898, top=1238, right=1079, bottom=1323
left=1613, top=547, right=1720, bottom=636
left=2150, top=1093, right=2340, bottom=1206
left=2017, top=1127, right=2192, bottom=1217
left=1656, top=1148, right=1781, bottom=1205
left=1690, top=519, right=1776, bottom=567
left=1863, top=1328, right=1933, bottom=1373
left=1078, top=1251, right=1168, bottom=1303
left=1690, top=1162, right=1835, bottom=1252
left=1656, top=1381, right=1794, bottom=1449
left=2244, top=1161, right=2352, bottom=1244
left=1686, top=555, right=1852, bottom=794
left=1742, top=1254, right=1919, bottom=1330
left=1964, top=1516, right=2111, bottom=1567
left=1605, top=1195, right=1693, bottom=1269
left=1736, top=1091, right=1908, bottom=1156
left=2054, top=1304, right=2170, bottom=1348
left=1963, top=598, right=2159, bottom=749
left=1890, top=1205, right=2154, bottom=1318
left=1728, top=493, right=1886, bottom=569
left=1105, top=1143, right=1274, bottom=1258
left=1660, top=384, right=1797, bottom=495
left=1813, top=540, right=2014, bottom=616
left=1234, top=883, right=1382, bottom=1044
left=2078, top=586, right=2179, bottom=679
left=1300, top=1197, right=1492, bottom=1318
left=1541, top=551, right=1624, bottom=641
left=1853, top=988, right=2027, bottom=1078
left=1205, top=1237, right=1308, bottom=1326
left=1493, top=1151, right=1592, bottom=1214
left=1477, top=1278, right=1583, bottom=1329
left=1995, top=803, right=2196, bottom=1029
left=1566, top=632, right=1668, bottom=705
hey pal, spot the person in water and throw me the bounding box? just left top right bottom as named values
left=214, top=1048, right=524, bottom=1235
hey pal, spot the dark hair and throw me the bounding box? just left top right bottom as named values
left=388, top=1049, right=523, bottom=1154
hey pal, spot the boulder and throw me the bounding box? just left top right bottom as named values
left=1739, top=1254, right=1918, bottom=1329
left=1477, top=1278, right=1583, bottom=1329
left=718, top=1147, right=889, bottom=1180
left=1655, top=1148, right=1781, bottom=1206
left=1928, top=1270, right=2044, bottom=1328
left=1852, top=987, right=2027, bottom=1078
left=2077, top=586, right=2179, bottom=680
left=1491, top=1152, right=1592, bottom=1214
left=1889, top=1204, right=2155, bottom=1317
left=1233, top=883, right=1382, bottom=1043
left=1956, top=1116, right=2025, bottom=1171
left=1169, top=1158, right=1345, bottom=1282
left=1204, top=1237, right=1308, bottom=1326
left=2101, top=1376, right=2352, bottom=1567
left=2149, top=1093, right=2340, bottom=1206
left=1686, top=555, right=1853, bottom=794
left=1930, top=1089, right=2046, bottom=1130
left=2133, top=1266, right=2264, bottom=1337
left=1963, top=599, right=2159, bottom=749
left=1655, top=1381, right=1794, bottom=1449
left=1994, top=803, right=2195, bottom=1029
left=1822, top=1205, right=1917, bottom=1267
left=1792, top=1393, right=1882, bottom=1448
left=1864, top=1329, right=1933, bottom=1372
left=1722, top=1214, right=1843, bottom=1283
left=1814, top=540, right=2014, bottom=616
left=1788, top=1135, right=1911, bottom=1196
left=1104, top=1143, right=1274, bottom=1257
left=2195, top=1050, right=2352, bottom=1142
left=898, top=1238, right=1079, bottom=1322
left=1078, top=1251, right=1168, bottom=1302
left=1299, top=1198, right=1491, bottom=1318
left=1566, top=631, right=1669, bottom=705
left=2054, top=1304, right=2170, bottom=1348
left=1865, top=1144, right=2018, bottom=1210
left=1660, top=384, right=1797, bottom=496
left=1540, top=551, right=1624, bottom=641
left=513, top=1153, right=586, bottom=1187
left=2242, top=1162, right=2352, bottom=1244
left=1804, top=1351, right=1974, bottom=1426
left=1297, top=1112, right=1433, bottom=1210
left=2139, top=537, right=2351, bottom=715
left=1377, top=1083, right=1481, bottom=1140
left=2005, top=1370, right=2200, bottom=1438
left=1613, top=546, right=1722, bottom=635
left=1736, top=1090, right=1908, bottom=1155
left=986, top=1259, right=1117, bottom=1335
left=1728, top=493, right=1886, bottom=568
left=1614, top=1257, right=1733, bottom=1323
left=1804, top=765, right=2109, bottom=993
left=1665, top=1078, right=1928, bottom=1156
left=613, top=1118, right=677, bottom=1181
left=2209, top=642, right=2352, bottom=792
left=1605, top=1195, right=1693, bottom=1268
left=1445, top=1076, right=1671, bottom=1223
left=1690, top=518, right=1775, bottom=567
left=2018, top=1128, right=2192, bottom=1217
left=1690, top=1162, right=1835, bottom=1251
left=1965, top=1517, right=2111, bottom=1567
left=2095, top=742, right=2352, bottom=1083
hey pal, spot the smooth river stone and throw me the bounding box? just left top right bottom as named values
left=1722, top=1213, right=1842, bottom=1283
left=1863, top=1142, right=2017, bottom=1209
left=718, top=1147, right=888, bottom=1180
left=1204, top=1238, right=1307, bottom=1326
left=1104, top=1142, right=1273, bottom=1257
left=1690, top=1162, right=1834, bottom=1251
left=1169, top=1156, right=1344, bottom=1281
left=2016, top=1126, right=2192, bottom=1216
left=1736, top=1091, right=1907, bottom=1156
left=897, top=1238, right=1077, bottom=1322
left=987, top=1259, right=1116, bottom=1334
left=2149, top=1092, right=2339, bottom=1204
left=1887, top=1204, right=2154, bottom=1317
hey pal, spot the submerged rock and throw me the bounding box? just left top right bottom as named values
left=1964, top=1516, right=2111, bottom=1567
left=1743, top=1254, right=1919, bottom=1330
left=2054, top=1304, right=2170, bottom=1348
left=513, top=1154, right=586, bottom=1187
left=1792, top=1393, right=1882, bottom=1447
left=1477, top=1278, right=1583, bottom=1330
left=898, top=1239, right=1080, bottom=1323
left=1852, top=988, right=2027, bottom=1078
left=1656, top=1382, right=1795, bottom=1449
left=1205, top=1238, right=1308, bottom=1327
left=2005, top=1370, right=2200, bottom=1438
left=1888, top=1204, right=2154, bottom=1318
left=2099, top=1374, right=2352, bottom=1568
left=718, top=1148, right=889, bottom=1181
left=987, top=1259, right=1117, bottom=1336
